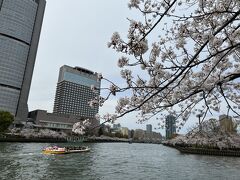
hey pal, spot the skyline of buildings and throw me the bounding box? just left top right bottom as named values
left=0, top=0, right=46, bottom=123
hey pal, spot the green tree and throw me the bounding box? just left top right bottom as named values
left=0, top=111, right=14, bottom=133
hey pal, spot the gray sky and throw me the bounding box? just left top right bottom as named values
left=28, top=0, right=207, bottom=134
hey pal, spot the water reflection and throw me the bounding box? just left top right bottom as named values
left=0, top=143, right=50, bottom=179
left=1, top=142, right=240, bottom=180
left=0, top=143, right=24, bottom=179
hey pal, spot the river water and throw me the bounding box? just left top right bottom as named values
left=0, top=142, right=240, bottom=180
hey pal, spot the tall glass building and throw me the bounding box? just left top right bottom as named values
left=146, top=124, right=152, bottom=134
left=165, top=115, right=176, bottom=139
left=0, top=0, right=46, bottom=123
left=53, top=65, right=101, bottom=118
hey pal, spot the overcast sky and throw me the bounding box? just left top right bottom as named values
left=28, top=0, right=213, bottom=134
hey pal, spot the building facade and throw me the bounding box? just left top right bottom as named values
left=0, top=0, right=46, bottom=123
left=28, top=109, right=99, bottom=135
left=120, top=127, right=129, bottom=137
left=219, top=115, right=237, bottom=133
left=133, top=129, right=145, bottom=140
left=146, top=124, right=152, bottom=134
left=165, top=115, right=176, bottom=139
left=53, top=65, right=101, bottom=118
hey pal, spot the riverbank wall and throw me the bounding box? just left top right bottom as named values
left=162, top=142, right=240, bottom=157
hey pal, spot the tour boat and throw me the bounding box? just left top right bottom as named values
left=42, top=146, right=90, bottom=154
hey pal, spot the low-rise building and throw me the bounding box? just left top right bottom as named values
left=133, top=128, right=162, bottom=142
left=133, top=129, right=145, bottom=140
left=28, top=109, right=99, bottom=134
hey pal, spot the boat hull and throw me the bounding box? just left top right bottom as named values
left=42, top=150, right=66, bottom=154
left=42, top=147, right=90, bottom=154
left=64, top=149, right=90, bottom=154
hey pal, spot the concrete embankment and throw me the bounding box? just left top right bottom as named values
left=162, top=142, right=240, bottom=157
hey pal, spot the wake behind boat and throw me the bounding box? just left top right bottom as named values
left=42, top=146, right=90, bottom=154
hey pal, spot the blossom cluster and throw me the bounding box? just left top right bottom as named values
left=99, top=0, right=240, bottom=130
left=72, top=120, right=91, bottom=135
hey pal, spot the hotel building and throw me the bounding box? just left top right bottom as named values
left=28, top=65, right=100, bottom=134
left=53, top=65, right=101, bottom=118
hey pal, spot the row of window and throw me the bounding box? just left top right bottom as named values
left=1, top=12, right=35, bottom=27
left=62, top=72, right=100, bottom=88
left=54, top=95, right=98, bottom=102
left=0, top=88, right=18, bottom=114
left=58, top=86, right=93, bottom=92
left=0, top=1, right=37, bottom=43
left=62, top=82, right=100, bottom=89
left=0, top=71, right=24, bottom=88
left=54, top=106, right=97, bottom=115
left=4, top=0, right=37, bottom=11
left=0, top=65, right=26, bottom=76
left=0, top=37, right=29, bottom=51
left=46, top=123, right=72, bottom=129
left=57, top=111, right=96, bottom=117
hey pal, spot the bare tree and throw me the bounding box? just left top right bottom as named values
left=94, top=0, right=240, bottom=131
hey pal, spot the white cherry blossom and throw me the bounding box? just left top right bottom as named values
left=98, top=0, right=240, bottom=129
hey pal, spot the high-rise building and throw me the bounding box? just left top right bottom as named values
left=146, top=124, right=152, bottom=134
left=0, top=0, right=46, bottom=123
left=53, top=65, right=101, bottom=118
left=165, top=115, right=176, bottom=139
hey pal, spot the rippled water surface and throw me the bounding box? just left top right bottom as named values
left=0, top=142, right=240, bottom=180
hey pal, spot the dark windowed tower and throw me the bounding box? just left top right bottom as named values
left=165, top=115, right=176, bottom=139
left=53, top=65, right=101, bottom=118
left=146, top=124, right=152, bottom=134
left=0, top=0, right=46, bottom=123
